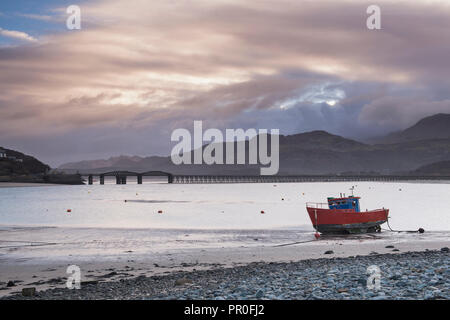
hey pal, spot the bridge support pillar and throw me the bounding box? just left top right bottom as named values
left=100, top=175, right=104, bottom=185
left=137, top=175, right=142, bottom=184
left=121, top=176, right=127, bottom=184
left=88, top=175, right=93, bottom=185
left=116, top=176, right=121, bottom=184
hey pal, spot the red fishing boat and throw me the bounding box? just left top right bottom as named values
left=306, top=194, right=389, bottom=234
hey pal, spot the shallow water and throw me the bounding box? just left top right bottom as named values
left=0, top=181, right=449, bottom=231
left=0, top=181, right=449, bottom=262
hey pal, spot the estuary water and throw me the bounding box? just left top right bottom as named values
left=0, top=181, right=449, bottom=262
left=1, top=181, right=450, bottom=230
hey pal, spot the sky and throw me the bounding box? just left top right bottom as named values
left=0, top=0, right=450, bottom=167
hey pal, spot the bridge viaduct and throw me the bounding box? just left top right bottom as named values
left=84, top=172, right=450, bottom=184
left=86, top=171, right=174, bottom=184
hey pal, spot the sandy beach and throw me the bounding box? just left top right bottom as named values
left=1, top=226, right=449, bottom=298
left=1, top=247, right=448, bottom=300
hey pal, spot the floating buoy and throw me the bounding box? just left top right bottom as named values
left=260, top=210, right=265, bottom=214
left=281, top=198, right=284, bottom=201
left=418, top=228, right=425, bottom=233
left=158, top=210, right=163, bottom=214
left=66, top=209, right=72, bottom=213
left=124, top=200, right=127, bottom=202
left=314, top=232, right=321, bottom=240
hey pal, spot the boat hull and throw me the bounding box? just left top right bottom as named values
left=307, top=207, right=389, bottom=234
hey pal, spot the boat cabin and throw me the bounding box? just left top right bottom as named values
left=327, top=196, right=360, bottom=212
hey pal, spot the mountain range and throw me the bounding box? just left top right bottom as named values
left=369, top=113, right=450, bottom=144
left=58, top=113, right=450, bottom=175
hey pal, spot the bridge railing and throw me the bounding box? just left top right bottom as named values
left=83, top=173, right=450, bottom=185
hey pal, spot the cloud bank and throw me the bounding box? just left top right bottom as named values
left=0, top=0, right=449, bottom=165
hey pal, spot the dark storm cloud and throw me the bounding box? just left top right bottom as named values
left=1, top=0, right=449, bottom=165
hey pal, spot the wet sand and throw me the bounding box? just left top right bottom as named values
left=1, top=231, right=448, bottom=297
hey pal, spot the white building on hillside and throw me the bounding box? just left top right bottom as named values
left=0, top=149, right=6, bottom=158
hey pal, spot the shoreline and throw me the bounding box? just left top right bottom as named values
left=2, top=250, right=448, bottom=300
left=1, top=234, right=448, bottom=299
left=0, top=182, right=64, bottom=188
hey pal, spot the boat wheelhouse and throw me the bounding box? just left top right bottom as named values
left=327, top=196, right=361, bottom=212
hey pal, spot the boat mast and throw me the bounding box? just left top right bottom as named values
left=349, top=186, right=355, bottom=197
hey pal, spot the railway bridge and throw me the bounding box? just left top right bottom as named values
left=86, top=171, right=173, bottom=184
left=84, top=172, right=450, bottom=184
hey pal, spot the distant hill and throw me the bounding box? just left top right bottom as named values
left=0, top=147, right=83, bottom=184
left=371, top=113, right=450, bottom=144
left=59, top=131, right=372, bottom=175
left=0, top=147, right=50, bottom=176
left=60, top=155, right=145, bottom=170
left=58, top=127, right=450, bottom=175
left=413, top=160, right=450, bottom=176
left=279, top=130, right=369, bottom=152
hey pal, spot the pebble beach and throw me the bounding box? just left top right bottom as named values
left=2, top=249, right=449, bottom=300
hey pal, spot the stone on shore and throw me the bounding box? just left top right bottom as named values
left=22, top=288, right=36, bottom=297
left=2, top=251, right=449, bottom=300
left=175, top=278, right=192, bottom=286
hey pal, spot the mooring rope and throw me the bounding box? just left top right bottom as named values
left=272, top=239, right=317, bottom=247
left=382, top=217, right=424, bottom=233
